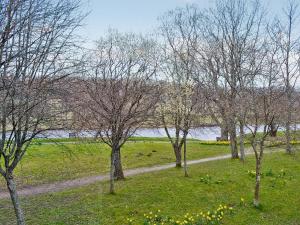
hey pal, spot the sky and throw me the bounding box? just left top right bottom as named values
left=78, top=0, right=288, bottom=48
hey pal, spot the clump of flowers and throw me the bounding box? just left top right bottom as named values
left=268, top=168, right=293, bottom=188
left=200, top=174, right=223, bottom=185
left=278, top=169, right=286, bottom=178
left=248, top=168, right=290, bottom=179
left=198, top=141, right=231, bottom=146
left=240, top=197, right=245, bottom=206
left=142, top=210, right=173, bottom=224
left=200, top=174, right=212, bottom=184
left=126, top=217, right=134, bottom=225
left=247, top=170, right=258, bottom=178
left=127, top=205, right=234, bottom=225
left=248, top=168, right=293, bottom=188
left=267, top=140, right=300, bottom=147
left=290, top=140, right=300, bottom=145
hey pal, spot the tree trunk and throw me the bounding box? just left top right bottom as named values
left=109, top=151, right=115, bottom=194
left=112, top=146, right=124, bottom=180
left=254, top=143, right=263, bottom=207
left=253, top=159, right=261, bottom=207
left=285, top=117, right=292, bottom=154
left=6, top=175, right=25, bottom=225
left=229, top=122, right=239, bottom=159
left=183, top=137, right=188, bottom=177
left=239, top=121, right=245, bottom=162
left=269, top=123, right=278, bottom=137
left=173, top=144, right=182, bottom=167
left=220, top=124, right=229, bottom=141
left=230, top=138, right=239, bottom=159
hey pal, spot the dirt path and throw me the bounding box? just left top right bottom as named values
left=0, top=150, right=280, bottom=199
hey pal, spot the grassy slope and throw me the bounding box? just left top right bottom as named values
left=0, top=152, right=299, bottom=225
left=0, top=139, right=230, bottom=188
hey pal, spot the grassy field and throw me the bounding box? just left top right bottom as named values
left=0, top=138, right=230, bottom=188
left=243, top=130, right=300, bottom=142
left=0, top=151, right=299, bottom=224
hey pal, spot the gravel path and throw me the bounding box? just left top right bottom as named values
left=0, top=150, right=280, bottom=199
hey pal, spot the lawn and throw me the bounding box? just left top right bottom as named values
left=0, top=151, right=299, bottom=225
left=243, top=130, right=300, bottom=142
left=0, top=138, right=230, bottom=188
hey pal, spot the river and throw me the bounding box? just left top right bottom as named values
left=36, top=124, right=300, bottom=141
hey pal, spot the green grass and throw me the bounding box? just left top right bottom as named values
left=31, top=136, right=205, bottom=144
left=0, top=151, right=299, bottom=224
left=31, top=136, right=188, bottom=144
left=243, top=130, right=300, bottom=141
left=0, top=138, right=230, bottom=188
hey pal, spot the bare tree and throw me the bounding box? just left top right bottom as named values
left=76, top=30, right=159, bottom=193
left=246, top=75, right=281, bottom=207
left=158, top=71, right=198, bottom=175
left=158, top=6, right=199, bottom=173
left=0, top=0, right=83, bottom=224
left=243, top=26, right=284, bottom=205
left=269, top=0, right=300, bottom=154
left=196, top=0, right=264, bottom=159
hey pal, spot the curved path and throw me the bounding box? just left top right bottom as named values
left=0, top=150, right=280, bottom=199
